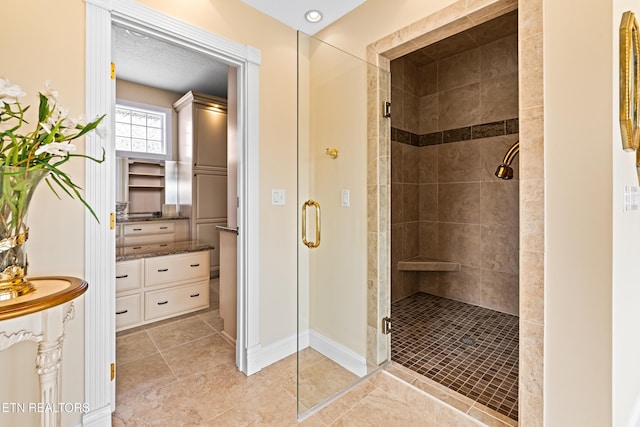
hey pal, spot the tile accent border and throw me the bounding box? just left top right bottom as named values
left=391, top=118, right=519, bottom=146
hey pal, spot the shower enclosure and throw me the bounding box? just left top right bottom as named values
left=296, top=32, right=389, bottom=418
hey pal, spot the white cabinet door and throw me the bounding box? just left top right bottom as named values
left=194, top=173, right=227, bottom=221
left=194, top=106, right=227, bottom=169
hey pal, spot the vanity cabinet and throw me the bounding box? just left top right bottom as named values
left=116, top=219, right=188, bottom=249
left=115, top=250, right=210, bottom=331
left=174, top=91, right=227, bottom=276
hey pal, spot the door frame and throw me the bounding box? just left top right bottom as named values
left=83, top=0, right=261, bottom=423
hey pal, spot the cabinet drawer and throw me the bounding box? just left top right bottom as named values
left=115, top=260, right=142, bottom=292
left=144, top=281, right=209, bottom=321
left=116, top=294, right=142, bottom=330
left=124, top=222, right=175, bottom=236
left=145, top=251, right=209, bottom=287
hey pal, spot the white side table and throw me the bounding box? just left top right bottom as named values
left=0, top=277, right=88, bottom=427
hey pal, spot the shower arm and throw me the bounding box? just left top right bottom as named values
left=501, top=141, right=519, bottom=166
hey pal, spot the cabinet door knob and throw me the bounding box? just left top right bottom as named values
left=190, top=263, right=200, bottom=267
left=190, top=293, right=200, bottom=298
left=116, top=310, right=129, bottom=315
left=157, top=301, right=169, bottom=305
left=158, top=268, right=169, bottom=272
left=116, top=274, right=129, bottom=279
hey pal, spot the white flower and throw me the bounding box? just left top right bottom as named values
left=35, top=142, right=76, bottom=157
left=42, top=80, right=58, bottom=101
left=0, top=78, right=26, bottom=104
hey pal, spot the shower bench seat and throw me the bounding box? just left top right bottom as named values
left=398, top=256, right=460, bottom=272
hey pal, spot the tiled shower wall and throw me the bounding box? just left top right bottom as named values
left=390, top=26, right=520, bottom=315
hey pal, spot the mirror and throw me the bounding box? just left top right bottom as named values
left=620, top=11, right=640, bottom=152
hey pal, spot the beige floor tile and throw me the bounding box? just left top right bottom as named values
left=116, top=353, right=175, bottom=404
left=298, top=356, right=359, bottom=412
left=331, top=387, right=437, bottom=427
left=146, top=315, right=215, bottom=350
left=162, top=333, right=235, bottom=377
left=116, top=330, right=157, bottom=365
left=198, top=308, right=224, bottom=331
left=315, top=379, right=376, bottom=425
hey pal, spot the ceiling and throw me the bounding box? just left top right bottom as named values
left=112, top=25, right=228, bottom=98
left=240, top=0, right=368, bottom=35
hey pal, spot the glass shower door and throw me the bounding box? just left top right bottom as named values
left=297, top=32, right=389, bottom=417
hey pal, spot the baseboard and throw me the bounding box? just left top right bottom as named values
left=253, top=333, right=298, bottom=370
left=220, top=330, right=236, bottom=346
left=308, top=330, right=367, bottom=377
left=82, top=404, right=112, bottom=426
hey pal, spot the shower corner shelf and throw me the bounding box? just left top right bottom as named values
left=398, top=257, right=460, bottom=272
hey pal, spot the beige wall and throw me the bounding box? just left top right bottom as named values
left=613, top=1, right=640, bottom=424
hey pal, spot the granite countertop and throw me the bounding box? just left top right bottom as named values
left=116, top=240, right=214, bottom=262
left=116, top=216, right=188, bottom=224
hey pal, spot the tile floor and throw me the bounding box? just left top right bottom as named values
left=391, top=292, right=519, bottom=421
left=113, top=280, right=511, bottom=426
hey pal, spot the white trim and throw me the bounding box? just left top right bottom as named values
left=253, top=333, right=299, bottom=370
left=309, top=330, right=368, bottom=377
left=85, top=0, right=261, bottom=417
left=82, top=403, right=112, bottom=426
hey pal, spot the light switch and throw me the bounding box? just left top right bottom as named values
left=341, top=189, right=350, bottom=207
left=624, top=185, right=639, bottom=212
left=272, top=189, right=286, bottom=206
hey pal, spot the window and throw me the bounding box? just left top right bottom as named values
left=115, top=102, right=170, bottom=158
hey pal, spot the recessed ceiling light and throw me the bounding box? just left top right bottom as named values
left=304, top=10, right=323, bottom=23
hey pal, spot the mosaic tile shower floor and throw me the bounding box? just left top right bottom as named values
left=391, top=292, right=519, bottom=421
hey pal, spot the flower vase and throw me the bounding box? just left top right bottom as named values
left=0, top=167, right=49, bottom=301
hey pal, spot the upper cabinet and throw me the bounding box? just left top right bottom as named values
left=174, top=91, right=228, bottom=275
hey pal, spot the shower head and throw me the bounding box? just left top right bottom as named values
left=495, top=164, right=514, bottom=180
left=494, top=141, right=519, bottom=180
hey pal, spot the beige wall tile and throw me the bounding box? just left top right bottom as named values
left=419, top=271, right=440, bottom=295
left=438, top=222, right=482, bottom=266
left=520, top=33, right=543, bottom=109
left=480, top=268, right=519, bottom=314
left=480, top=180, right=519, bottom=228
left=519, top=0, right=543, bottom=40
left=437, top=266, right=483, bottom=303
left=438, top=140, right=482, bottom=182
left=403, top=183, right=420, bottom=222
left=519, top=106, right=544, bottom=180
left=520, top=250, right=544, bottom=324
left=520, top=178, right=544, bottom=253
left=391, top=85, right=405, bottom=131
left=480, top=72, right=519, bottom=123
left=419, top=183, right=439, bottom=221
left=391, top=141, right=403, bottom=183
left=481, top=224, right=519, bottom=274
left=438, top=182, right=482, bottom=223
left=438, top=83, right=481, bottom=130
left=403, top=144, right=420, bottom=183
left=390, top=58, right=404, bottom=89
left=438, top=48, right=481, bottom=92
left=520, top=320, right=544, bottom=397
left=422, top=62, right=439, bottom=96
left=519, top=391, right=544, bottom=427
left=391, top=182, right=403, bottom=224
left=419, top=145, right=439, bottom=183
left=419, top=221, right=439, bottom=258
left=403, top=221, right=420, bottom=258
left=481, top=34, right=518, bottom=80
left=419, top=94, right=439, bottom=134
left=404, top=91, right=421, bottom=133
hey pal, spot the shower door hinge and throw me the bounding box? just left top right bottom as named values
left=382, top=317, right=392, bottom=335
left=383, top=101, right=391, bottom=118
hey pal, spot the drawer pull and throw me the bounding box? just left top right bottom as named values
left=116, top=309, right=129, bottom=315
left=160, top=244, right=168, bottom=247
left=190, top=263, right=200, bottom=267
left=190, top=293, right=200, bottom=298
left=133, top=246, right=142, bottom=250
left=157, top=301, right=169, bottom=305
left=160, top=226, right=168, bottom=230
left=133, top=228, right=142, bottom=231
left=157, top=268, right=169, bottom=272
left=116, top=274, right=129, bottom=279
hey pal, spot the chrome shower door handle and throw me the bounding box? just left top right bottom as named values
left=302, top=200, right=321, bottom=248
